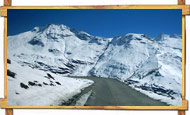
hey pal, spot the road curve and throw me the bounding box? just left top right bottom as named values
left=71, top=76, right=168, bottom=106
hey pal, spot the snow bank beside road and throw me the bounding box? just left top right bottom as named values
left=7, top=60, right=94, bottom=106
left=129, top=85, right=181, bottom=106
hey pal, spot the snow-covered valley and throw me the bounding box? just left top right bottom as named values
left=7, top=24, right=182, bottom=106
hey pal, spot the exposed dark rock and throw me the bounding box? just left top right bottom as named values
left=28, top=37, right=44, bottom=47
left=125, top=79, right=139, bottom=85
left=44, top=76, right=50, bottom=79
left=48, top=49, right=61, bottom=55
left=89, top=37, right=103, bottom=45
left=58, top=67, right=69, bottom=71
left=70, top=28, right=91, bottom=41
left=138, top=84, right=177, bottom=99
left=47, top=73, right=55, bottom=80
left=71, top=59, right=86, bottom=64
left=50, top=83, right=55, bottom=86
left=23, top=61, right=72, bottom=75
left=20, top=83, right=29, bottom=89
left=49, top=69, right=71, bottom=75
left=64, top=62, right=75, bottom=69
left=43, top=82, right=48, bottom=85
left=7, top=69, right=16, bottom=78
left=61, top=71, right=70, bottom=74
left=55, top=81, right=61, bottom=85
left=7, top=59, right=11, bottom=64
left=155, top=71, right=161, bottom=76
left=15, top=92, right=19, bottom=95
left=66, top=52, right=72, bottom=55
left=28, top=81, right=42, bottom=87
left=28, top=81, right=36, bottom=86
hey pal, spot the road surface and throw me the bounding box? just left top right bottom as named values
left=68, top=76, right=168, bottom=106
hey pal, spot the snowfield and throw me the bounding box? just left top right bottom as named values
left=7, top=24, right=182, bottom=106
left=7, top=60, right=94, bottom=106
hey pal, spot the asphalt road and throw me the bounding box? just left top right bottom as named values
left=71, top=76, right=168, bottom=106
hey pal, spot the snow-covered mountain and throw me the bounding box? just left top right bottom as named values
left=7, top=24, right=182, bottom=106
left=89, top=33, right=182, bottom=105
left=7, top=24, right=110, bottom=76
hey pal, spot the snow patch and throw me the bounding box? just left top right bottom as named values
left=75, top=90, right=92, bottom=106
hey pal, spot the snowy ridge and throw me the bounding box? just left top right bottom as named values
left=8, top=24, right=110, bottom=76
left=7, top=24, right=182, bottom=106
left=89, top=33, right=182, bottom=105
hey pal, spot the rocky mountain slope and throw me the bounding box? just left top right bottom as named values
left=7, top=24, right=182, bottom=105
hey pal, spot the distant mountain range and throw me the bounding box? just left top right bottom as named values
left=7, top=24, right=182, bottom=105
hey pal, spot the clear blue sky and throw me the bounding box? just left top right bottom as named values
left=8, top=9, right=181, bottom=38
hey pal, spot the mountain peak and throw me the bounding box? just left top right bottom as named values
left=39, top=24, right=75, bottom=39
left=32, top=26, right=46, bottom=33
left=155, top=33, right=182, bottom=41
left=115, top=33, right=149, bottom=41
left=31, top=24, right=70, bottom=34
left=45, top=24, right=70, bottom=32
left=155, top=33, right=169, bottom=41
left=169, top=34, right=182, bottom=39
left=124, top=33, right=143, bottom=37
